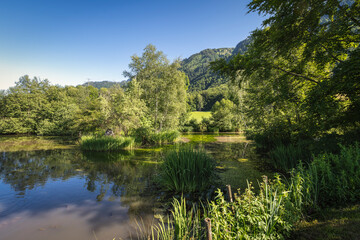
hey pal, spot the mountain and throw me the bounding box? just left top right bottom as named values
left=81, top=80, right=128, bottom=89
left=181, top=48, right=233, bottom=91
left=232, top=36, right=251, bottom=56
left=181, top=38, right=250, bottom=92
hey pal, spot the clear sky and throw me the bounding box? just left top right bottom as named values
left=0, top=0, right=265, bottom=90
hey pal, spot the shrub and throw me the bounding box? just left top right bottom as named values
left=158, top=147, right=216, bottom=193
left=79, top=135, right=135, bottom=151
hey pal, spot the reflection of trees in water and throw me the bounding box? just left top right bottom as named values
left=0, top=150, right=81, bottom=193
left=81, top=150, right=158, bottom=203
left=0, top=150, right=159, bottom=205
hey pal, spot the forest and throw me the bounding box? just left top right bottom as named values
left=1, top=0, right=360, bottom=239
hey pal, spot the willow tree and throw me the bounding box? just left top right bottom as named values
left=124, top=44, right=188, bottom=131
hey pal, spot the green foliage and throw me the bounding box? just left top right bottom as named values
left=211, top=0, right=360, bottom=149
left=124, top=44, right=187, bottom=131
left=208, top=180, right=296, bottom=240
left=79, top=135, right=135, bottom=151
left=187, top=84, right=229, bottom=111
left=297, top=143, right=360, bottom=208
left=269, top=143, right=310, bottom=172
left=211, top=99, right=238, bottom=132
left=158, top=147, right=216, bottom=193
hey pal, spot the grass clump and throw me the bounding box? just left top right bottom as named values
left=133, top=127, right=180, bottom=145
left=79, top=135, right=135, bottom=151
left=158, top=147, right=216, bottom=193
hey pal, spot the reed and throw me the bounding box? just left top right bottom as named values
left=158, top=147, right=216, bottom=193
left=79, top=135, right=135, bottom=151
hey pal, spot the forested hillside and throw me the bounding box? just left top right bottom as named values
left=180, top=48, right=232, bottom=91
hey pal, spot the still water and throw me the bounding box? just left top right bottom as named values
left=0, top=134, right=270, bottom=240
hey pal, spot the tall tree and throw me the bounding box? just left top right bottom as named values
left=124, top=44, right=188, bottom=131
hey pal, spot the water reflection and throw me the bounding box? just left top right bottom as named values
left=0, top=134, right=271, bottom=239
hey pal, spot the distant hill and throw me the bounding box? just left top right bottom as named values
left=181, top=38, right=251, bottom=92
left=81, top=80, right=128, bottom=89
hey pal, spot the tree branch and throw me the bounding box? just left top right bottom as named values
left=272, top=65, right=319, bottom=84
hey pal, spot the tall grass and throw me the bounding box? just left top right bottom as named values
left=79, top=135, right=135, bottom=151
left=269, top=143, right=309, bottom=172
left=158, top=147, right=216, bottom=193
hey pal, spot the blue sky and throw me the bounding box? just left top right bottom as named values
left=0, top=0, right=265, bottom=90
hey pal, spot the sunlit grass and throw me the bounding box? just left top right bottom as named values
left=189, top=111, right=211, bottom=122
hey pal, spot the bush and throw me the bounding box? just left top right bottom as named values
left=79, top=135, right=135, bottom=151
left=158, top=147, right=216, bottom=193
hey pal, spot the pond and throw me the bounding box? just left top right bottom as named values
left=0, top=133, right=271, bottom=240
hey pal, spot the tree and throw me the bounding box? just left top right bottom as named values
left=212, top=0, right=360, bottom=143
left=124, top=44, right=188, bottom=131
left=211, top=99, right=237, bottom=132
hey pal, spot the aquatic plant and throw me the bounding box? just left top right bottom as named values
left=79, top=135, right=135, bottom=151
left=158, top=147, right=216, bottom=193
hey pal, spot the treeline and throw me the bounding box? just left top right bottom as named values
left=0, top=45, right=188, bottom=136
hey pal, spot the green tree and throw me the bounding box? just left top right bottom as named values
left=212, top=0, right=360, bottom=144
left=124, top=44, right=188, bottom=131
left=211, top=99, right=237, bottom=132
